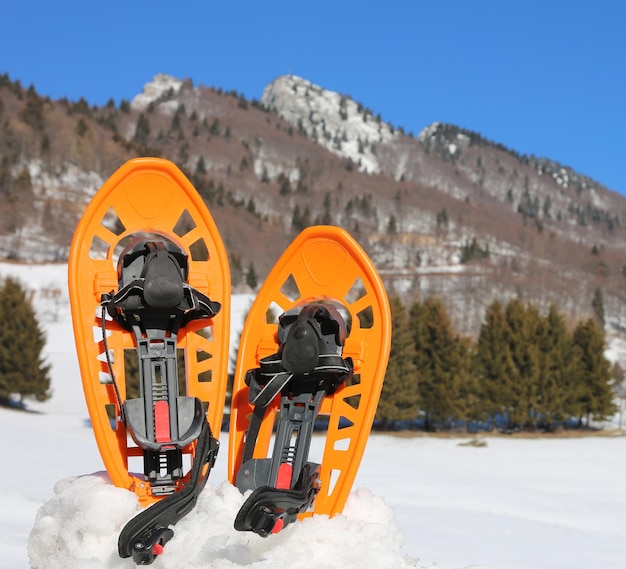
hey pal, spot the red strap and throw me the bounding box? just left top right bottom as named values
left=276, top=463, right=293, bottom=490
left=154, top=400, right=171, bottom=443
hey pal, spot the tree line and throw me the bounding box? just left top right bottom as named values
left=376, top=296, right=618, bottom=432
left=0, top=273, right=619, bottom=437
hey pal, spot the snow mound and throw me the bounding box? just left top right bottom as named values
left=28, top=476, right=421, bottom=569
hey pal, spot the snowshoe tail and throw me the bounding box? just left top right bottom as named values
left=68, top=158, right=230, bottom=562
left=228, top=226, right=391, bottom=535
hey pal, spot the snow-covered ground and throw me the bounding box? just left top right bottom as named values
left=2, top=262, right=626, bottom=569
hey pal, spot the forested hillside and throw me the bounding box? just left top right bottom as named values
left=1, top=72, right=626, bottom=341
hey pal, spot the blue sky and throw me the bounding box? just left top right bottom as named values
left=2, top=1, right=624, bottom=194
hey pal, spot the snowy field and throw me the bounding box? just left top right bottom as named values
left=1, top=262, right=626, bottom=569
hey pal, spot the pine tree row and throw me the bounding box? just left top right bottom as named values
left=376, top=296, right=617, bottom=432
left=0, top=272, right=617, bottom=433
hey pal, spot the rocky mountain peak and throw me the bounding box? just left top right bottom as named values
left=131, top=74, right=184, bottom=112
left=261, top=75, right=397, bottom=174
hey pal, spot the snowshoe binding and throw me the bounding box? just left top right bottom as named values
left=228, top=226, right=391, bottom=536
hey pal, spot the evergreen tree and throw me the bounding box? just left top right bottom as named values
left=572, top=318, right=616, bottom=424
left=4, top=168, right=35, bottom=235
left=453, top=336, right=481, bottom=428
left=245, top=262, right=258, bottom=290
left=503, top=299, right=542, bottom=428
left=229, top=252, right=244, bottom=287
left=0, top=277, right=51, bottom=403
left=19, top=85, right=45, bottom=131
left=410, top=297, right=463, bottom=430
left=170, top=111, right=182, bottom=133
left=536, top=304, right=580, bottom=429
left=278, top=174, right=291, bottom=196
left=591, top=288, right=605, bottom=330
left=195, top=156, right=207, bottom=175
left=408, top=297, right=429, bottom=387
left=376, top=296, right=419, bottom=429
left=460, top=237, right=489, bottom=263
left=76, top=117, right=88, bottom=137
left=474, top=300, right=515, bottom=422
left=291, top=204, right=311, bottom=232
left=209, top=118, right=220, bottom=135
left=436, top=208, right=449, bottom=228
left=133, top=113, right=151, bottom=146
left=612, top=362, right=626, bottom=430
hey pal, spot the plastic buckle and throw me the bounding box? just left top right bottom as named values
left=131, top=527, right=174, bottom=565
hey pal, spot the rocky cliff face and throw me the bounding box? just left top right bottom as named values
left=261, top=75, right=397, bottom=175
left=1, top=72, right=625, bottom=336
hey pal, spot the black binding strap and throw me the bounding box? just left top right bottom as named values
left=118, top=419, right=219, bottom=564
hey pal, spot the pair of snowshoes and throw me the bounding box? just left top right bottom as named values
left=68, top=158, right=391, bottom=564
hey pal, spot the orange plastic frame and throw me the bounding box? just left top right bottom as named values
left=68, top=158, right=230, bottom=505
left=228, top=225, right=391, bottom=518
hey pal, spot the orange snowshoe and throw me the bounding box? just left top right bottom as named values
left=228, top=225, right=391, bottom=536
left=68, top=157, right=230, bottom=563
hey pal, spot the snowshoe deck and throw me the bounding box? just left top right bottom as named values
left=69, top=157, right=230, bottom=506
left=228, top=226, right=391, bottom=528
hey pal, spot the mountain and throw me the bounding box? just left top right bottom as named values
left=1, top=71, right=625, bottom=337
